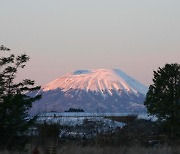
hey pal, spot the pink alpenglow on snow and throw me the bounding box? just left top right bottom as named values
left=30, top=69, right=148, bottom=115
left=43, top=69, right=148, bottom=97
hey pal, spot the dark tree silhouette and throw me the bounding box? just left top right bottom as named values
left=144, top=63, right=180, bottom=136
left=0, top=45, right=41, bottom=148
left=65, top=108, right=85, bottom=112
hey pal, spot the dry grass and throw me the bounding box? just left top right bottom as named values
left=0, top=145, right=180, bottom=154
left=58, top=145, right=180, bottom=154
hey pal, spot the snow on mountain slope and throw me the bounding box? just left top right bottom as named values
left=43, top=69, right=148, bottom=96
left=30, top=69, right=148, bottom=115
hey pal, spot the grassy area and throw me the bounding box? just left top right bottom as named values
left=0, top=145, right=180, bottom=154
left=0, top=116, right=179, bottom=153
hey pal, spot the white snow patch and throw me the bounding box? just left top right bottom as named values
left=42, top=69, right=148, bottom=97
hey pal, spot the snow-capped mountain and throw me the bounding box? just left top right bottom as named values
left=30, top=69, right=148, bottom=115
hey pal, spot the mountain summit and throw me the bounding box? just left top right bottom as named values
left=43, top=69, right=147, bottom=96
left=30, top=69, right=148, bottom=115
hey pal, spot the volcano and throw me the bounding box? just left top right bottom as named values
left=30, top=69, right=148, bottom=115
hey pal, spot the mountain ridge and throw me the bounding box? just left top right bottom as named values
left=30, top=69, right=148, bottom=115
left=43, top=69, right=148, bottom=96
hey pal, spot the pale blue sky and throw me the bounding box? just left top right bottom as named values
left=1, top=0, right=180, bottom=86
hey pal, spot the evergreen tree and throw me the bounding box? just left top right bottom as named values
left=0, top=45, right=41, bottom=147
left=144, top=63, right=180, bottom=136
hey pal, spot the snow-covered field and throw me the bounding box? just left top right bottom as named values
left=37, top=112, right=157, bottom=126
left=38, top=112, right=155, bottom=119
left=35, top=112, right=157, bottom=138
left=37, top=112, right=125, bottom=127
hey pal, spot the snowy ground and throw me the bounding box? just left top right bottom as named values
left=35, top=112, right=157, bottom=138
left=37, top=112, right=157, bottom=126
left=37, top=113, right=126, bottom=128
left=38, top=112, right=156, bottom=118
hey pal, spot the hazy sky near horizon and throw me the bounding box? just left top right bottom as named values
left=1, top=0, right=180, bottom=86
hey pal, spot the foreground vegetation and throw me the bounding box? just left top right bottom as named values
left=0, top=145, right=180, bottom=154
left=0, top=116, right=179, bottom=154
